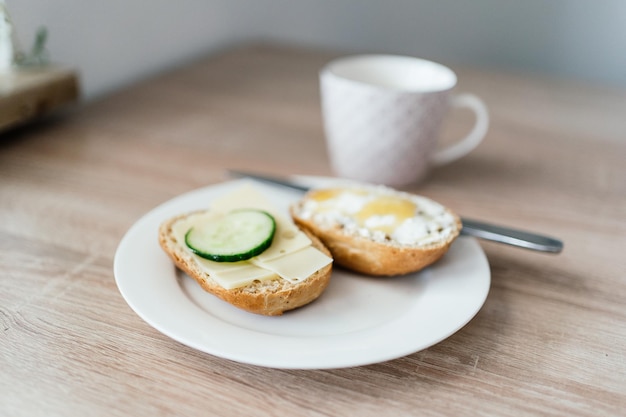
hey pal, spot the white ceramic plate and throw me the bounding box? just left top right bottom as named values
left=114, top=179, right=490, bottom=369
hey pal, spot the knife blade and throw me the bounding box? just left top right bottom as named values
left=227, top=170, right=564, bottom=254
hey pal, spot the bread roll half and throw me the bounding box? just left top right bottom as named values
left=290, top=186, right=461, bottom=276
left=159, top=211, right=333, bottom=316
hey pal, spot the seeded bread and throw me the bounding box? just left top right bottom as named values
left=158, top=210, right=333, bottom=316
left=289, top=186, right=462, bottom=276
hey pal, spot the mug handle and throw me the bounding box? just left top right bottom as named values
left=431, top=93, right=489, bottom=166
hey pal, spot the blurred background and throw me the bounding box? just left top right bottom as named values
left=7, top=0, right=626, bottom=100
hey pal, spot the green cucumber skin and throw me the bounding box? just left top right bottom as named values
left=184, top=209, right=276, bottom=263
left=185, top=228, right=274, bottom=262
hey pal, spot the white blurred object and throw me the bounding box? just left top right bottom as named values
left=0, top=0, right=16, bottom=70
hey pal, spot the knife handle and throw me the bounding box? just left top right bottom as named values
left=460, top=218, right=563, bottom=253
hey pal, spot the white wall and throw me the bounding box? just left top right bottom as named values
left=7, top=0, right=263, bottom=99
left=7, top=0, right=626, bottom=100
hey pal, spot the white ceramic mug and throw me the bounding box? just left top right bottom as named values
left=320, top=54, right=489, bottom=186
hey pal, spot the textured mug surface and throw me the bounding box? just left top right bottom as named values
left=320, top=54, right=485, bottom=186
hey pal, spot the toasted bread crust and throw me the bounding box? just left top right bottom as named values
left=158, top=211, right=333, bottom=316
left=290, top=191, right=461, bottom=276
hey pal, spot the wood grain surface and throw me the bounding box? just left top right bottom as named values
left=1, top=44, right=625, bottom=417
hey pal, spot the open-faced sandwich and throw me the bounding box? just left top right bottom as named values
left=290, top=184, right=461, bottom=276
left=158, top=184, right=333, bottom=316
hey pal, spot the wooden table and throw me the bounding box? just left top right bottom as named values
left=1, top=44, right=625, bottom=416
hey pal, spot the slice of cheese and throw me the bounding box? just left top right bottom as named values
left=211, top=183, right=276, bottom=213
left=171, top=184, right=332, bottom=289
left=254, top=214, right=311, bottom=262
left=202, top=264, right=278, bottom=290
left=251, top=246, right=332, bottom=283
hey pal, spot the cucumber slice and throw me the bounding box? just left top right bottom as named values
left=185, top=209, right=276, bottom=262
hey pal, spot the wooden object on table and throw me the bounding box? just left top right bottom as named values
left=0, top=44, right=625, bottom=417
left=0, top=66, right=79, bottom=131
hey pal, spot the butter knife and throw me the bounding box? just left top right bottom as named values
left=227, top=170, right=564, bottom=254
